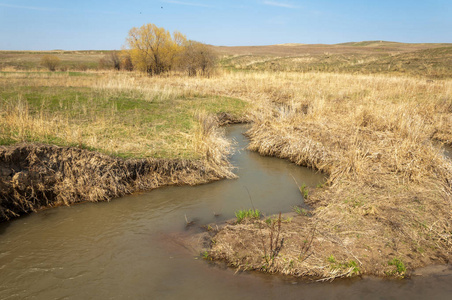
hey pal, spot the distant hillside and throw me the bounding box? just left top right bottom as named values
left=337, top=41, right=404, bottom=47
left=1, top=42, right=450, bottom=78
left=216, top=42, right=452, bottom=79
left=213, top=41, right=452, bottom=56
left=0, top=50, right=112, bottom=70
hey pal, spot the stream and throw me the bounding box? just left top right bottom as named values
left=0, top=125, right=451, bottom=299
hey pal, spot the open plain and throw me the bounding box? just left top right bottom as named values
left=1, top=42, right=451, bottom=280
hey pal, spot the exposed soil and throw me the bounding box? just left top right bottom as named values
left=0, top=143, right=230, bottom=222
left=217, top=112, right=251, bottom=126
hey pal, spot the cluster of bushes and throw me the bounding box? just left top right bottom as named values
left=98, top=51, right=133, bottom=71
left=40, top=55, right=99, bottom=72
left=40, top=55, right=60, bottom=71
left=40, top=23, right=217, bottom=76
left=124, top=23, right=217, bottom=76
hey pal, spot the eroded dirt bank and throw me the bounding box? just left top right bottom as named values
left=0, top=143, right=232, bottom=222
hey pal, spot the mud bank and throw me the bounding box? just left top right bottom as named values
left=0, top=143, right=232, bottom=222
left=217, top=112, right=251, bottom=126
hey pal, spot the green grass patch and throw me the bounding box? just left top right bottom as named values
left=235, top=209, right=261, bottom=223
left=327, top=255, right=361, bottom=276
left=387, top=257, right=407, bottom=277
left=0, top=84, right=249, bottom=159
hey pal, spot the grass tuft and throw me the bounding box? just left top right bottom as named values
left=235, top=209, right=261, bottom=223
left=387, top=258, right=407, bottom=277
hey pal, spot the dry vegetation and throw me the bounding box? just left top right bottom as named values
left=0, top=71, right=247, bottom=220
left=0, top=138, right=234, bottom=221
left=207, top=72, right=452, bottom=279
left=1, top=43, right=451, bottom=279
left=0, top=50, right=105, bottom=71
left=217, top=42, right=452, bottom=78
left=0, top=72, right=248, bottom=158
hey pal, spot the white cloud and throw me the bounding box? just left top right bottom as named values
left=163, top=1, right=212, bottom=8
left=263, top=1, right=299, bottom=9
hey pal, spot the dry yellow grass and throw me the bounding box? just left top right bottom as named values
left=1, top=68, right=451, bottom=278
left=0, top=70, right=244, bottom=220
left=0, top=108, right=236, bottom=221
left=0, top=71, right=249, bottom=159
left=204, top=71, right=452, bottom=279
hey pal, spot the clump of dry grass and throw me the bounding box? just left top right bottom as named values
left=0, top=112, right=235, bottom=221
left=0, top=70, right=242, bottom=220
left=209, top=72, right=452, bottom=279
left=0, top=71, right=250, bottom=159
left=193, top=112, right=236, bottom=179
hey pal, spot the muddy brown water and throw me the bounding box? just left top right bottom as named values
left=1, top=125, right=451, bottom=299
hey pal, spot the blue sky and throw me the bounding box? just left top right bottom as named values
left=0, top=0, right=450, bottom=50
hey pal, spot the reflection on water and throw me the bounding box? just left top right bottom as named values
left=0, top=125, right=451, bottom=299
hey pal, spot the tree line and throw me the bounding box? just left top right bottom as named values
left=41, top=23, right=217, bottom=76
left=125, top=23, right=216, bottom=76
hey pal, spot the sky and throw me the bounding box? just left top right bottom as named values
left=0, top=0, right=451, bottom=50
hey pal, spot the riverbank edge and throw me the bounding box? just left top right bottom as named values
left=206, top=124, right=452, bottom=281
left=0, top=142, right=236, bottom=222
left=0, top=113, right=247, bottom=222
left=192, top=211, right=452, bottom=281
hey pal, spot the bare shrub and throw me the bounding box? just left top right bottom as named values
left=76, top=63, right=88, bottom=71
left=98, top=57, right=110, bottom=70
left=120, top=52, right=134, bottom=71
left=99, top=51, right=121, bottom=70
left=180, top=41, right=217, bottom=76
left=40, top=55, right=60, bottom=71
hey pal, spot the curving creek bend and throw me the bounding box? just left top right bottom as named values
left=1, top=125, right=451, bottom=299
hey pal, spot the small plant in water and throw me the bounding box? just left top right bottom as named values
left=235, top=209, right=261, bottom=223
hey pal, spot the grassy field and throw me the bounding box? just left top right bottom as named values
left=0, top=50, right=108, bottom=71
left=0, top=72, right=249, bottom=159
left=216, top=41, right=452, bottom=78
left=208, top=71, right=452, bottom=279
left=2, top=41, right=451, bottom=77
left=1, top=42, right=451, bottom=278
